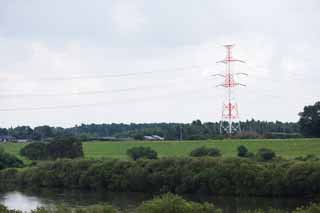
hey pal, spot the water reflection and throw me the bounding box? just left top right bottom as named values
left=0, top=190, right=318, bottom=213
left=0, top=191, right=45, bottom=212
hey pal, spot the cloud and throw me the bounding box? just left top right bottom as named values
left=0, top=0, right=319, bottom=127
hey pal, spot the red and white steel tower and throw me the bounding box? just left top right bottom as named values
left=215, top=44, right=247, bottom=136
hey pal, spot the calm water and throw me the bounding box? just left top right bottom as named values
left=0, top=190, right=318, bottom=212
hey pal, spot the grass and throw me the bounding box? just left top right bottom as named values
left=1, top=138, right=320, bottom=160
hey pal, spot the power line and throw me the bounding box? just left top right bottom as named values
left=2, top=65, right=202, bottom=82
left=0, top=88, right=212, bottom=112
left=0, top=76, right=209, bottom=98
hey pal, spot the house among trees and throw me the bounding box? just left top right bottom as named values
left=0, top=135, right=17, bottom=142
left=144, top=135, right=165, bottom=141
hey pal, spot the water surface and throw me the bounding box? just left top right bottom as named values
left=0, top=190, right=318, bottom=212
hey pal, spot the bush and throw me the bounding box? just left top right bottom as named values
left=20, top=143, right=47, bottom=160
left=127, top=146, right=158, bottom=160
left=20, top=136, right=83, bottom=160
left=137, top=193, right=220, bottom=213
left=293, top=203, right=320, bottom=213
left=237, top=145, right=248, bottom=157
left=190, top=146, right=221, bottom=157
left=237, top=145, right=254, bottom=158
left=0, top=148, right=24, bottom=169
left=256, top=148, right=276, bottom=161
left=295, top=155, right=319, bottom=161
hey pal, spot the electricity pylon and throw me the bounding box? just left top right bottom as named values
left=214, top=44, right=247, bottom=137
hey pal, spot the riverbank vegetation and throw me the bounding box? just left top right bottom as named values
left=1, top=194, right=320, bottom=213
left=1, top=157, right=320, bottom=197
left=0, top=147, right=24, bottom=169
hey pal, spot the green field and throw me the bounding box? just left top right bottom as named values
left=1, top=138, right=320, bottom=160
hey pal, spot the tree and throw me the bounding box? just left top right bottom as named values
left=46, top=136, right=83, bottom=159
left=126, top=146, right=158, bottom=160
left=20, top=136, right=83, bottom=160
left=298, top=101, right=320, bottom=137
left=33, top=125, right=54, bottom=140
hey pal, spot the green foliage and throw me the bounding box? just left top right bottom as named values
left=0, top=147, right=24, bottom=169
left=20, top=136, right=83, bottom=160
left=126, top=146, right=158, bottom=160
left=238, top=145, right=248, bottom=157
left=190, top=146, right=221, bottom=157
left=0, top=119, right=301, bottom=141
left=1, top=157, right=316, bottom=196
left=20, top=142, right=47, bottom=160
left=46, top=137, right=83, bottom=160
left=295, top=154, right=320, bottom=161
left=237, top=145, right=254, bottom=158
left=0, top=204, right=117, bottom=213
left=256, top=148, right=276, bottom=161
left=293, top=203, right=320, bottom=213
left=137, top=193, right=220, bottom=213
left=299, top=101, right=320, bottom=137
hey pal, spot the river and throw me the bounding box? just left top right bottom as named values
left=0, top=190, right=318, bottom=212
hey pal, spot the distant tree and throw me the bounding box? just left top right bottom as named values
left=127, top=146, right=158, bottom=160
left=256, top=148, right=276, bottom=161
left=190, top=146, right=221, bottom=157
left=298, top=101, right=320, bottom=137
left=33, top=125, right=54, bottom=140
left=9, top=126, right=33, bottom=139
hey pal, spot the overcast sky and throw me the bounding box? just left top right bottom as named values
left=0, top=0, right=319, bottom=127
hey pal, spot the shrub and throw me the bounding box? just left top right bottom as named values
left=0, top=148, right=24, bottom=169
left=20, top=142, right=47, bottom=160
left=256, top=148, right=275, bottom=161
left=190, top=146, right=221, bottom=157
left=237, top=145, right=248, bottom=157
left=295, top=155, right=319, bottom=161
left=127, top=146, right=158, bottom=160
left=293, top=203, right=320, bottom=213
left=137, top=193, right=220, bottom=213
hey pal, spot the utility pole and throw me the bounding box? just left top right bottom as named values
left=179, top=125, right=183, bottom=141
left=214, top=44, right=247, bottom=137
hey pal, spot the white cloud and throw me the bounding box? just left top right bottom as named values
left=0, top=0, right=319, bottom=127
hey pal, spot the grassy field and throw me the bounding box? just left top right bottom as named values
left=1, top=138, right=320, bottom=160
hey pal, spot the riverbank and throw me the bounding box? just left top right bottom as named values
left=1, top=157, right=320, bottom=197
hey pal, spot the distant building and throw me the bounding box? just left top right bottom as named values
left=17, top=139, right=29, bottom=143
left=0, top=135, right=17, bottom=142
left=143, top=135, right=165, bottom=141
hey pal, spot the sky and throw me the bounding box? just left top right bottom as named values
left=0, top=0, right=319, bottom=127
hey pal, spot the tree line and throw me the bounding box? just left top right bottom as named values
left=0, top=119, right=300, bottom=141
left=0, top=101, right=319, bottom=140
